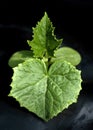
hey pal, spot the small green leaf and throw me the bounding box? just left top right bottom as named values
left=8, top=50, right=33, bottom=68
left=27, top=12, right=62, bottom=58
left=51, top=47, right=81, bottom=66
left=9, top=59, right=82, bottom=121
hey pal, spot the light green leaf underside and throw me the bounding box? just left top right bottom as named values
left=9, top=59, right=82, bottom=121
left=51, top=47, right=81, bottom=66
left=8, top=50, right=33, bottom=68
left=27, top=12, right=62, bottom=57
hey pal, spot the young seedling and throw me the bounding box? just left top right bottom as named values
left=8, top=12, right=82, bottom=121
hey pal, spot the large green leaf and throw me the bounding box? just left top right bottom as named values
left=9, top=59, right=82, bottom=121
left=51, top=47, right=81, bottom=66
left=27, top=12, right=62, bottom=58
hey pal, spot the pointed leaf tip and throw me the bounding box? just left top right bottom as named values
left=28, top=12, right=62, bottom=58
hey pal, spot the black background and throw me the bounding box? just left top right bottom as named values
left=0, top=0, right=93, bottom=130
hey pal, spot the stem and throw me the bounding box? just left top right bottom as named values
left=43, top=51, right=52, bottom=70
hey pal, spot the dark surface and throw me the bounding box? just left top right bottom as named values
left=0, top=0, right=93, bottom=129
left=0, top=83, right=93, bottom=130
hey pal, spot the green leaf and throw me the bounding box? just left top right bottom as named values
left=8, top=50, right=33, bottom=68
left=27, top=12, right=62, bottom=58
left=51, top=47, right=81, bottom=66
left=9, top=59, right=82, bottom=121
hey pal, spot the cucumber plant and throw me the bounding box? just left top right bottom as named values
left=8, top=12, right=82, bottom=121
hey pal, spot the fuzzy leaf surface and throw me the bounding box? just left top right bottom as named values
left=27, top=12, right=62, bottom=57
left=9, top=59, right=82, bottom=121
